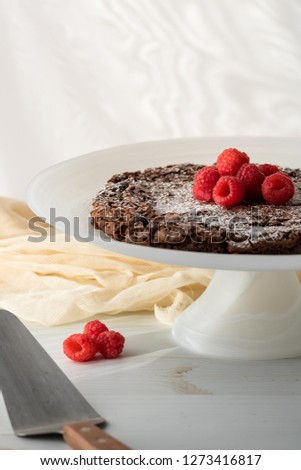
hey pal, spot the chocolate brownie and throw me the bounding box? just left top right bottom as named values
left=90, top=163, right=301, bottom=254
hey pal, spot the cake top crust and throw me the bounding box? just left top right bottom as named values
left=91, top=163, right=301, bottom=254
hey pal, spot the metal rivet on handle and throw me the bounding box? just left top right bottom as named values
left=80, top=426, right=92, bottom=433
left=96, top=438, right=107, bottom=444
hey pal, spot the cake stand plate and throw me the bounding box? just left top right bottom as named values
left=26, top=137, right=301, bottom=360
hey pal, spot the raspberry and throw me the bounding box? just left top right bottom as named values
left=262, top=172, right=294, bottom=205
left=237, top=163, right=265, bottom=202
left=193, top=166, right=220, bottom=202
left=216, top=148, right=250, bottom=176
left=96, top=330, right=125, bottom=359
left=63, top=334, right=97, bottom=362
left=212, top=176, right=245, bottom=208
left=258, top=163, right=279, bottom=177
left=83, top=320, right=108, bottom=342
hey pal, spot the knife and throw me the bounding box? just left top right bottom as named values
left=0, top=309, right=130, bottom=450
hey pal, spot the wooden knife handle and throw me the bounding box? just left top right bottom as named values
left=63, top=421, right=131, bottom=450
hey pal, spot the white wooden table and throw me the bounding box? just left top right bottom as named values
left=0, top=312, right=300, bottom=450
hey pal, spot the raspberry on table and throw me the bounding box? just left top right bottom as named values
left=63, top=333, right=97, bottom=362
left=83, top=320, right=108, bottom=342
left=212, top=176, right=245, bottom=208
left=216, top=148, right=250, bottom=176
left=262, top=172, right=295, bottom=205
left=96, top=330, right=125, bottom=359
left=237, top=163, right=265, bottom=202
left=193, top=166, right=220, bottom=202
left=258, top=163, right=279, bottom=177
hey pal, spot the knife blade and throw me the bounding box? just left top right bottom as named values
left=0, top=309, right=130, bottom=450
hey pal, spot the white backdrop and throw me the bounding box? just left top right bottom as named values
left=1, top=0, right=301, bottom=199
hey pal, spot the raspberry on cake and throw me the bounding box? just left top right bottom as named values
left=193, top=166, right=220, bottom=202
left=262, top=172, right=295, bottom=205
left=237, top=163, right=265, bottom=202
left=212, top=176, right=245, bottom=208
left=216, top=148, right=250, bottom=176
left=258, top=163, right=279, bottom=177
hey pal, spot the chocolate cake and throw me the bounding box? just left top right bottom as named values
left=90, top=163, right=301, bottom=254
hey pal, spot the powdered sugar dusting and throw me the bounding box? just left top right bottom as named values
left=152, top=181, right=198, bottom=214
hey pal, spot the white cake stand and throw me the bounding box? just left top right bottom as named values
left=26, top=136, right=301, bottom=360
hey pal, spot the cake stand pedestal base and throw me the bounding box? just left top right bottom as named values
left=172, top=270, right=301, bottom=360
